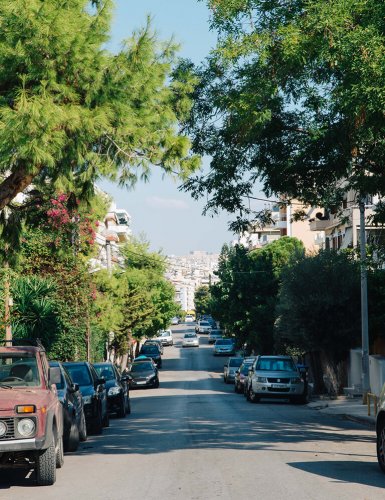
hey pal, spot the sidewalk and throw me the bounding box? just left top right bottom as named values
left=307, top=395, right=376, bottom=429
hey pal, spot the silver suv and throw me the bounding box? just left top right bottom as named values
left=246, top=355, right=306, bottom=404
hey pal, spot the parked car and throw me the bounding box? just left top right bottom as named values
left=49, top=361, right=87, bottom=452
left=128, top=359, right=159, bottom=389
left=185, top=314, right=195, bottom=323
left=246, top=355, right=306, bottom=404
left=208, top=330, right=224, bottom=344
left=144, top=338, right=164, bottom=354
left=197, top=320, right=212, bottom=334
left=171, top=317, right=180, bottom=325
left=0, top=340, right=64, bottom=486
left=234, top=358, right=257, bottom=394
left=63, top=361, right=109, bottom=434
left=156, top=329, right=174, bottom=346
left=139, top=343, right=162, bottom=368
left=182, top=333, right=199, bottom=348
left=94, top=362, right=131, bottom=418
left=223, top=357, right=243, bottom=383
left=376, top=383, right=385, bottom=473
left=213, top=338, right=235, bottom=356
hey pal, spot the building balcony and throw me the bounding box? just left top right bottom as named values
left=309, top=219, right=330, bottom=231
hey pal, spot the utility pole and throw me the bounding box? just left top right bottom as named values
left=359, top=195, right=370, bottom=403
left=4, top=260, right=12, bottom=342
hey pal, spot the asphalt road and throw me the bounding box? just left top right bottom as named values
left=1, top=324, right=385, bottom=499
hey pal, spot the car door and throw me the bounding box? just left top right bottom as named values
left=90, top=364, right=107, bottom=418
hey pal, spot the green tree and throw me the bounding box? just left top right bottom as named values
left=0, top=1, right=199, bottom=214
left=211, top=237, right=304, bottom=352
left=194, top=286, right=212, bottom=316
left=183, top=0, right=385, bottom=229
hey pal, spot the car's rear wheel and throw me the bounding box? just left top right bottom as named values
left=377, top=417, right=385, bottom=473
left=67, top=417, right=80, bottom=452
left=35, top=441, right=56, bottom=486
left=79, top=411, right=87, bottom=442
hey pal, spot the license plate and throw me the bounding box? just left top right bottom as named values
left=136, top=381, right=146, bottom=385
left=272, top=384, right=286, bottom=389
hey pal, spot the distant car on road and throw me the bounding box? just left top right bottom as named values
left=223, top=357, right=243, bottom=383
left=156, top=329, right=174, bottom=346
left=144, top=338, right=164, bottom=354
left=185, top=314, right=195, bottom=323
left=128, top=360, right=159, bottom=389
left=171, top=317, right=180, bottom=325
left=197, top=321, right=212, bottom=334
left=182, top=333, right=199, bottom=348
left=208, top=330, right=224, bottom=344
left=213, top=338, right=235, bottom=356
left=139, top=343, right=162, bottom=368
left=246, top=355, right=306, bottom=404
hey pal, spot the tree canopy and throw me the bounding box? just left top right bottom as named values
left=0, top=0, right=199, bottom=214
left=182, top=0, right=385, bottom=229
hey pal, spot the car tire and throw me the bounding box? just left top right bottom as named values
left=67, top=418, right=80, bottom=452
left=55, top=435, right=64, bottom=468
left=117, top=396, right=126, bottom=418
left=234, top=383, right=239, bottom=393
left=248, top=387, right=259, bottom=403
left=35, top=441, right=56, bottom=486
left=92, top=409, right=103, bottom=435
left=126, top=397, right=131, bottom=415
left=102, top=409, right=110, bottom=428
left=377, top=416, right=385, bottom=473
left=224, top=375, right=228, bottom=384
left=79, top=411, right=87, bottom=442
left=154, top=378, right=160, bottom=388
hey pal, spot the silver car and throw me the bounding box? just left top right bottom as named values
left=213, top=338, right=235, bottom=356
left=208, top=330, right=223, bottom=344
left=246, top=355, right=306, bottom=404
left=182, top=333, right=199, bottom=348
left=223, top=357, right=243, bottom=383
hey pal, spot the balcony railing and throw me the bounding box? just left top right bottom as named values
left=309, top=219, right=329, bottom=231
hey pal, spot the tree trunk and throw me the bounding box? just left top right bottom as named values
left=0, top=166, right=40, bottom=210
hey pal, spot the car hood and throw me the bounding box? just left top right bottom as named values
left=255, top=370, right=299, bottom=379
left=0, top=388, right=54, bottom=411
left=130, top=370, right=156, bottom=379
left=78, top=384, right=96, bottom=397
left=104, top=380, right=119, bottom=390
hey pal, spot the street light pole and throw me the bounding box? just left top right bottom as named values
left=359, top=196, right=370, bottom=403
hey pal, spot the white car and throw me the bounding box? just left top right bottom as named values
left=182, top=333, right=199, bottom=348
left=197, top=321, right=212, bottom=334
left=185, top=315, right=195, bottom=323
left=156, top=330, right=174, bottom=346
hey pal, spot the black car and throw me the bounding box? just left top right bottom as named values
left=63, top=361, right=108, bottom=435
left=139, top=343, right=162, bottom=368
left=93, top=362, right=131, bottom=418
left=128, top=360, right=159, bottom=389
left=49, top=361, right=87, bottom=452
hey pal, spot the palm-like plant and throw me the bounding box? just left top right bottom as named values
left=11, top=276, right=59, bottom=347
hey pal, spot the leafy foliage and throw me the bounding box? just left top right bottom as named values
left=194, top=286, right=212, bottom=316
left=182, top=0, right=385, bottom=228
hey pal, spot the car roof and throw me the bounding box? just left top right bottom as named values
left=0, top=346, right=42, bottom=354
left=93, top=362, right=113, bottom=366
left=63, top=361, right=89, bottom=366
left=258, top=355, right=292, bottom=359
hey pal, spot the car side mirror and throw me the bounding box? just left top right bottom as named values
left=96, top=377, right=106, bottom=386
left=235, top=370, right=239, bottom=374
left=70, top=383, right=80, bottom=393
left=49, top=367, right=61, bottom=386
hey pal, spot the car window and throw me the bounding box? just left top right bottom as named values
left=131, top=362, right=154, bottom=372
left=141, top=345, right=160, bottom=354
left=0, top=353, right=41, bottom=387
left=94, top=365, right=115, bottom=381
left=229, top=358, right=243, bottom=367
left=256, top=358, right=296, bottom=371
left=184, top=333, right=196, bottom=338
left=65, top=365, right=92, bottom=386
left=216, top=339, right=233, bottom=345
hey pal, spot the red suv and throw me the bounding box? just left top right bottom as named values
left=0, top=340, right=64, bottom=485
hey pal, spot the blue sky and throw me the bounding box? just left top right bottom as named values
left=99, top=1, right=245, bottom=255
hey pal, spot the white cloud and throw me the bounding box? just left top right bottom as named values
left=146, top=196, right=189, bottom=210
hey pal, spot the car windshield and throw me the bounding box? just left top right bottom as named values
left=256, top=358, right=296, bottom=372
left=184, top=334, right=196, bottom=338
left=65, top=365, right=92, bottom=386
left=131, top=362, right=154, bottom=372
left=200, top=322, right=210, bottom=326
left=94, top=365, right=115, bottom=381
left=216, top=339, right=233, bottom=345
left=229, top=358, right=243, bottom=367
left=0, top=353, right=41, bottom=387
left=211, top=330, right=222, bottom=336
left=141, top=345, right=159, bottom=354
left=240, top=364, right=251, bottom=375
left=160, top=332, right=170, bottom=337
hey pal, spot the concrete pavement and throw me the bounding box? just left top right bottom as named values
left=308, top=396, right=376, bottom=428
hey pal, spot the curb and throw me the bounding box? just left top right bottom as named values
left=342, top=413, right=376, bottom=430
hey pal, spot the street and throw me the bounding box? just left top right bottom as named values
left=1, top=324, right=384, bottom=499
